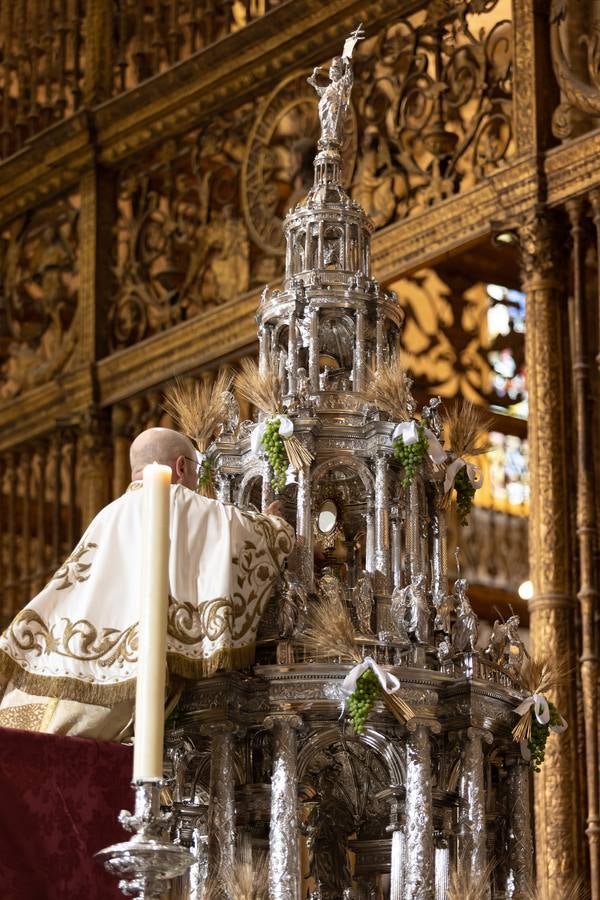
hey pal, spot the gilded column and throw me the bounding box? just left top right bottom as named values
left=82, top=0, right=113, bottom=105
left=77, top=166, right=116, bottom=366
left=506, top=755, right=534, bottom=898
left=519, top=207, right=583, bottom=891
left=567, top=197, right=600, bottom=898
left=78, top=408, right=113, bottom=528
left=265, top=714, right=303, bottom=900
left=405, top=724, right=435, bottom=900
left=112, top=402, right=132, bottom=499
left=206, top=723, right=237, bottom=900
left=458, top=727, right=492, bottom=898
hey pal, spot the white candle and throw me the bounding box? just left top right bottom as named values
left=133, top=462, right=172, bottom=781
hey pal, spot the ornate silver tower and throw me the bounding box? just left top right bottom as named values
left=167, top=30, right=533, bottom=900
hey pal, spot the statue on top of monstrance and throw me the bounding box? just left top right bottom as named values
left=307, top=24, right=365, bottom=145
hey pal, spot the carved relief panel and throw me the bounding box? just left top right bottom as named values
left=0, top=193, right=79, bottom=401
left=111, top=114, right=254, bottom=349
left=109, top=4, right=514, bottom=350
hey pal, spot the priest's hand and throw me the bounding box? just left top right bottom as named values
left=265, top=500, right=284, bottom=518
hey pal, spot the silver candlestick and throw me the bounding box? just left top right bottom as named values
left=96, top=779, right=195, bottom=898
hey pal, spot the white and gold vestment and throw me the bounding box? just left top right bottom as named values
left=0, top=484, right=293, bottom=738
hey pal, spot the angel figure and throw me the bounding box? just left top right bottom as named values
left=278, top=570, right=309, bottom=640
left=390, top=584, right=409, bottom=641
left=404, top=573, right=430, bottom=644
left=433, top=587, right=455, bottom=636
left=485, top=614, right=527, bottom=676
left=452, top=576, right=479, bottom=653
left=352, top=571, right=374, bottom=635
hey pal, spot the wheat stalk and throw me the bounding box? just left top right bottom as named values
left=300, top=582, right=413, bottom=723
left=443, top=399, right=493, bottom=458
left=235, top=357, right=281, bottom=415
left=447, top=859, right=496, bottom=900
left=202, top=854, right=269, bottom=900
left=365, top=357, right=411, bottom=421
left=512, top=654, right=571, bottom=743
left=162, top=370, right=232, bottom=451
left=300, top=585, right=359, bottom=663
left=519, top=654, right=570, bottom=697
left=523, top=877, right=588, bottom=900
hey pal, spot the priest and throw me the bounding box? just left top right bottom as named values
left=0, top=427, right=294, bottom=740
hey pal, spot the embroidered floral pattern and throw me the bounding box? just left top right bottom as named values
left=51, top=542, right=98, bottom=591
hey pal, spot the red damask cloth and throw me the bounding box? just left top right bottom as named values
left=0, top=727, right=133, bottom=900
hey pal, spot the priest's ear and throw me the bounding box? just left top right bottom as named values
left=173, top=455, right=186, bottom=483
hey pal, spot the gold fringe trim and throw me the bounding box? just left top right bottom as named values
left=0, top=643, right=258, bottom=706
left=168, top=644, right=257, bottom=679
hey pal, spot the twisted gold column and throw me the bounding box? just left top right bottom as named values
left=519, top=208, right=584, bottom=893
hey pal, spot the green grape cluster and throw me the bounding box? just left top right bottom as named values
left=454, top=465, right=476, bottom=526
left=262, top=418, right=288, bottom=493
left=346, top=668, right=381, bottom=734
left=392, top=424, right=428, bottom=487
left=528, top=701, right=562, bottom=772
left=198, top=457, right=213, bottom=489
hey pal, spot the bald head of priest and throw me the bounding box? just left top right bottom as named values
left=0, top=427, right=294, bottom=740
left=130, top=427, right=199, bottom=492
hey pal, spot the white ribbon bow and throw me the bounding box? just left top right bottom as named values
left=341, top=656, right=401, bottom=698
left=443, top=457, right=483, bottom=495
left=514, top=692, right=568, bottom=733
left=250, top=415, right=294, bottom=456
left=391, top=421, right=446, bottom=465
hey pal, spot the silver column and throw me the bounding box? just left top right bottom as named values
left=506, top=756, right=534, bottom=898
left=354, top=309, right=366, bottom=393
left=258, top=324, right=269, bottom=375
left=287, top=311, right=298, bottom=399
left=295, top=463, right=313, bottom=588
left=206, top=723, right=237, bottom=899
left=434, top=843, right=449, bottom=900
left=266, top=714, right=303, bottom=900
left=375, top=310, right=385, bottom=371
left=430, top=495, right=447, bottom=604
left=304, top=224, right=311, bottom=270
left=388, top=787, right=405, bottom=900
left=391, top=505, right=401, bottom=589
left=308, top=306, right=319, bottom=392
left=407, top=481, right=421, bottom=580
left=216, top=472, right=232, bottom=504
left=365, top=502, right=375, bottom=573
left=405, top=724, right=435, bottom=899
left=458, top=727, right=492, bottom=898
left=261, top=457, right=275, bottom=512
left=374, top=453, right=391, bottom=591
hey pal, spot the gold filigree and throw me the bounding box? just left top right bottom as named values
left=7, top=609, right=139, bottom=667
left=0, top=701, right=49, bottom=732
